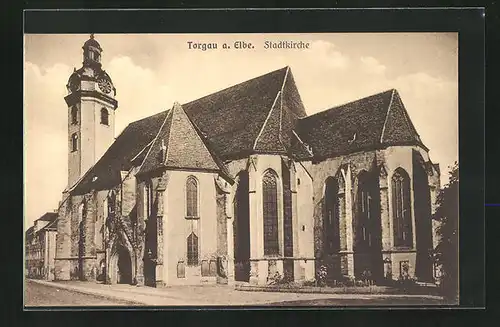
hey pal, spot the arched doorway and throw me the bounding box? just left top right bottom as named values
left=233, top=171, right=250, bottom=282
left=116, top=246, right=133, bottom=284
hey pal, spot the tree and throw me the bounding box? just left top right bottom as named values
left=433, top=161, right=459, bottom=302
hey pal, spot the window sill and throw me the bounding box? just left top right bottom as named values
left=185, top=216, right=200, bottom=220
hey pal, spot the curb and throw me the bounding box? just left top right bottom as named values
left=26, top=279, right=145, bottom=305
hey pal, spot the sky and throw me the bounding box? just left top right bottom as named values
left=24, top=33, right=458, bottom=230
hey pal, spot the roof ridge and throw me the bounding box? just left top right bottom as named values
left=137, top=107, right=173, bottom=174
left=379, top=89, right=396, bottom=143
left=301, top=88, right=396, bottom=120
left=395, top=92, right=422, bottom=141
left=292, top=130, right=314, bottom=157
left=130, top=139, right=155, bottom=163
left=163, top=103, right=179, bottom=165
left=124, top=67, right=289, bottom=129
left=253, top=90, right=282, bottom=151
left=183, top=66, right=288, bottom=107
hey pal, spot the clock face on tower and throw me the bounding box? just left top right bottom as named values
left=97, top=77, right=112, bottom=94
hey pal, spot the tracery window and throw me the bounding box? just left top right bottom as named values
left=324, top=177, right=340, bottom=254
left=144, top=181, right=153, bottom=219
left=186, top=176, right=199, bottom=218
left=392, top=168, right=413, bottom=247
left=187, top=232, right=199, bottom=266
left=356, top=172, right=373, bottom=250
left=263, top=170, right=279, bottom=256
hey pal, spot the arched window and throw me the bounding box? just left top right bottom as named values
left=392, top=168, right=413, bottom=247
left=356, top=171, right=373, bottom=250
left=71, top=133, right=78, bottom=152
left=71, top=106, right=78, bottom=125
left=263, top=170, right=279, bottom=256
left=187, top=232, right=199, bottom=266
left=186, top=176, right=198, bottom=218
left=100, top=108, right=109, bottom=125
left=144, top=181, right=153, bottom=219
left=324, top=177, right=340, bottom=254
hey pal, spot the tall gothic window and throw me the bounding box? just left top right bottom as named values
left=263, top=170, right=279, bottom=256
left=356, top=172, right=373, bottom=250
left=324, top=177, right=340, bottom=254
left=187, top=232, right=199, bottom=266
left=71, top=133, right=78, bottom=152
left=71, top=106, right=78, bottom=125
left=186, top=176, right=199, bottom=218
left=100, top=108, right=109, bottom=125
left=144, top=181, right=153, bottom=219
left=392, top=168, right=413, bottom=247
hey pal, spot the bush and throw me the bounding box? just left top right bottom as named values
left=302, top=279, right=317, bottom=287
left=433, top=162, right=459, bottom=302
left=316, top=265, right=328, bottom=286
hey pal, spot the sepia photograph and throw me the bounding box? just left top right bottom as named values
left=24, top=31, right=460, bottom=307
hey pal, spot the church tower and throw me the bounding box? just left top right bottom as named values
left=64, top=34, right=118, bottom=187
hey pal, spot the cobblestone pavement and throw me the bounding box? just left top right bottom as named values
left=25, top=279, right=446, bottom=307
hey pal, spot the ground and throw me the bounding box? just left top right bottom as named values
left=24, top=280, right=139, bottom=306
left=24, top=279, right=448, bottom=307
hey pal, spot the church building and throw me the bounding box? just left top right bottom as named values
left=54, top=35, right=441, bottom=286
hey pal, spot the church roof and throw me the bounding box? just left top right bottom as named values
left=70, top=67, right=426, bottom=194
left=137, top=102, right=230, bottom=178
left=72, top=110, right=168, bottom=194
left=296, top=89, right=425, bottom=161
left=183, top=66, right=308, bottom=160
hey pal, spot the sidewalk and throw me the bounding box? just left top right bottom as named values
left=27, top=279, right=444, bottom=306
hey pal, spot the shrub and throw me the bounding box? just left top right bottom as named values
left=302, top=279, right=317, bottom=287
left=316, top=265, right=328, bottom=286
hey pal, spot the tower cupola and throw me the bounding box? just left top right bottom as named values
left=82, top=34, right=103, bottom=68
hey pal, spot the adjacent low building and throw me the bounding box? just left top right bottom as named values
left=25, top=212, right=58, bottom=280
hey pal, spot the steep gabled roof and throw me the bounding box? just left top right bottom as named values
left=253, top=67, right=310, bottom=158
left=72, top=110, right=169, bottom=194
left=138, top=102, right=225, bottom=176
left=182, top=66, right=291, bottom=160
left=297, top=89, right=424, bottom=160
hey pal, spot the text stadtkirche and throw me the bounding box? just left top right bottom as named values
left=187, top=40, right=311, bottom=51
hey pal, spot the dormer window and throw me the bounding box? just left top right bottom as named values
left=100, top=108, right=109, bottom=125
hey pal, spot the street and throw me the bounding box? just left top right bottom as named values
left=24, top=279, right=448, bottom=307
left=24, top=280, right=139, bottom=306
